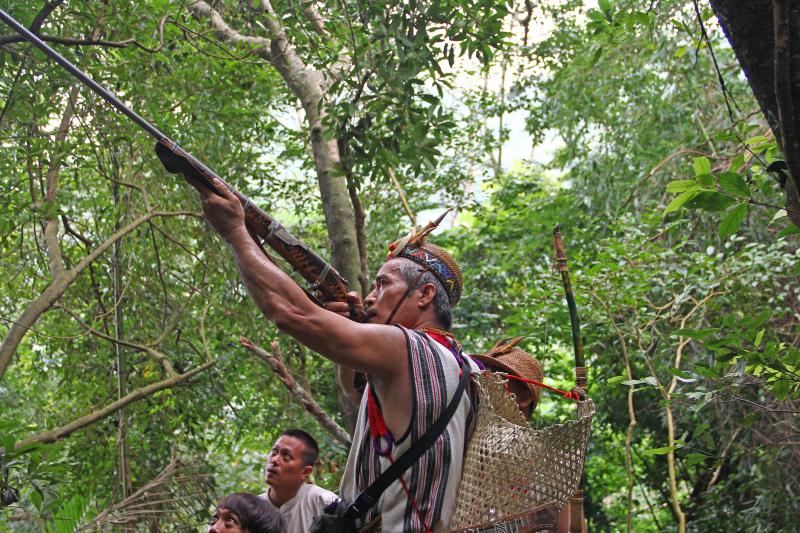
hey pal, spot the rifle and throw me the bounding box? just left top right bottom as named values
left=0, top=9, right=367, bottom=322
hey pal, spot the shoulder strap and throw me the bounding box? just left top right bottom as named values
left=345, top=354, right=471, bottom=520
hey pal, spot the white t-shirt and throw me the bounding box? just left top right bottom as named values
left=261, top=482, right=339, bottom=533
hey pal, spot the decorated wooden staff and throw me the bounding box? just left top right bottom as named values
left=553, top=225, right=587, bottom=533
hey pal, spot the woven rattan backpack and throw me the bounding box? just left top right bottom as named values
left=447, top=371, right=595, bottom=532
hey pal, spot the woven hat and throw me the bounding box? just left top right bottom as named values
left=471, top=337, right=544, bottom=407
left=387, top=210, right=463, bottom=305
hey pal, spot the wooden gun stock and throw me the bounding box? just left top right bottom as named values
left=155, top=140, right=367, bottom=323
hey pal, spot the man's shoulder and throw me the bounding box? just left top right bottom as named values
left=303, top=483, right=340, bottom=505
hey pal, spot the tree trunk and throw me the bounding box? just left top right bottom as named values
left=710, top=0, right=800, bottom=225
left=187, top=1, right=363, bottom=429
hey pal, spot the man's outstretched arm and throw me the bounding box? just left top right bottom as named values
left=198, top=178, right=406, bottom=380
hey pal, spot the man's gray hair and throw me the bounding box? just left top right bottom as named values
left=397, top=259, right=453, bottom=329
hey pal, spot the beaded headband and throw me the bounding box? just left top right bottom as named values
left=387, top=210, right=463, bottom=305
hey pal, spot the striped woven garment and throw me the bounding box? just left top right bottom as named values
left=339, top=326, right=480, bottom=532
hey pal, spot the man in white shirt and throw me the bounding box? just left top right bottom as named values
left=259, top=429, right=339, bottom=533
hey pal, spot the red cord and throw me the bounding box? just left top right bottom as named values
left=365, top=330, right=454, bottom=532
left=387, top=454, right=433, bottom=533
left=502, top=373, right=583, bottom=401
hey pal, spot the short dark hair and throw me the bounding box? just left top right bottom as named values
left=397, top=259, right=453, bottom=329
left=215, top=493, right=284, bottom=533
left=280, top=429, right=319, bottom=467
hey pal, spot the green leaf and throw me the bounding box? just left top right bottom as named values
left=673, top=328, right=718, bottom=339
left=685, top=191, right=736, bottom=212
left=30, top=487, right=43, bottom=510
left=642, top=376, right=658, bottom=386
left=607, top=375, right=628, bottom=385
left=770, top=379, right=790, bottom=400
left=695, top=365, right=719, bottom=378
left=695, top=423, right=711, bottom=436
left=770, top=209, right=788, bottom=223
left=754, top=329, right=765, bottom=347
left=729, top=153, right=745, bottom=172
left=686, top=453, right=708, bottom=466
left=743, top=412, right=761, bottom=427
left=663, top=190, right=698, bottom=216
left=668, top=367, right=694, bottom=380
left=718, top=204, right=748, bottom=239
left=589, top=46, right=603, bottom=68
left=696, top=173, right=714, bottom=187
left=777, top=224, right=800, bottom=238
left=666, top=180, right=698, bottom=193
left=717, top=171, right=749, bottom=197
left=745, top=135, right=769, bottom=146
left=644, top=446, right=676, bottom=456
left=693, top=156, right=711, bottom=175
left=0, top=434, right=15, bottom=451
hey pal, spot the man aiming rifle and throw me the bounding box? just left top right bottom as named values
left=196, top=178, right=478, bottom=532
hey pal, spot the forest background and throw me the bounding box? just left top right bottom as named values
left=1, top=0, right=798, bottom=531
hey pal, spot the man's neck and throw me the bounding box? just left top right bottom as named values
left=406, top=317, right=443, bottom=331
left=268, top=483, right=303, bottom=508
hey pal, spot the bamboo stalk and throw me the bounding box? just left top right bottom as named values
left=553, top=226, right=587, bottom=533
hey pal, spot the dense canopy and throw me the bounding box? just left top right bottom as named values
left=1, top=0, right=798, bottom=531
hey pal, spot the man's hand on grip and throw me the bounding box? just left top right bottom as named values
left=325, top=291, right=366, bottom=322
left=198, top=177, right=246, bottom=240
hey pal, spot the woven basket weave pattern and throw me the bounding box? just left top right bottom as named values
left=449, top=372, right=595, bottom=529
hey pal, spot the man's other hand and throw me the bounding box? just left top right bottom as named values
left=199, top=177, right=246, bottom=239
left=325, top=291, right=365, bottom=321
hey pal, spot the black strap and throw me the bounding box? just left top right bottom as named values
left=345, top=352, right=472, bottom=520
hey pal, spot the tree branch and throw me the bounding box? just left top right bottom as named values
left=0, top=210, right=201, bottom=380
left=59, top=306, right=179, bottom=378
left=0, top=16, right=168, bottom=53
left=41, top=85, right=79, bottom=278
left=300, top=0, right=326, bottom=36
left=593, top=289, right=637, bottom=533
left=241, top=336, right=351, bottom=447
left=15, top=361, right=214, bottom=448
left=30, top=1, right=66, bottom=34
left=187, top=1, right=273, bottom=60
left=386, top=167, right=417, bottom=227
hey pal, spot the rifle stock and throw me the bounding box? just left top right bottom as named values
left=155, top=140, right=367, bottom=322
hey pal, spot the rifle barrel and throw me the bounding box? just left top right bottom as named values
left=1, top=8, right=363, bottom=318
left=0, top=9, right=167, bottom=142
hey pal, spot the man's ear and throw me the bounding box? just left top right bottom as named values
left=417, top=282, right=437, bottom=307
left=301, top=464, right=313, bottom=481
left=515, top=389, right=534, bottom=418
left=517, top=393, right=533, bottom=411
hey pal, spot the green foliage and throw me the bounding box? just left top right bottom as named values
left=1, top=0, right=799, bottom=532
